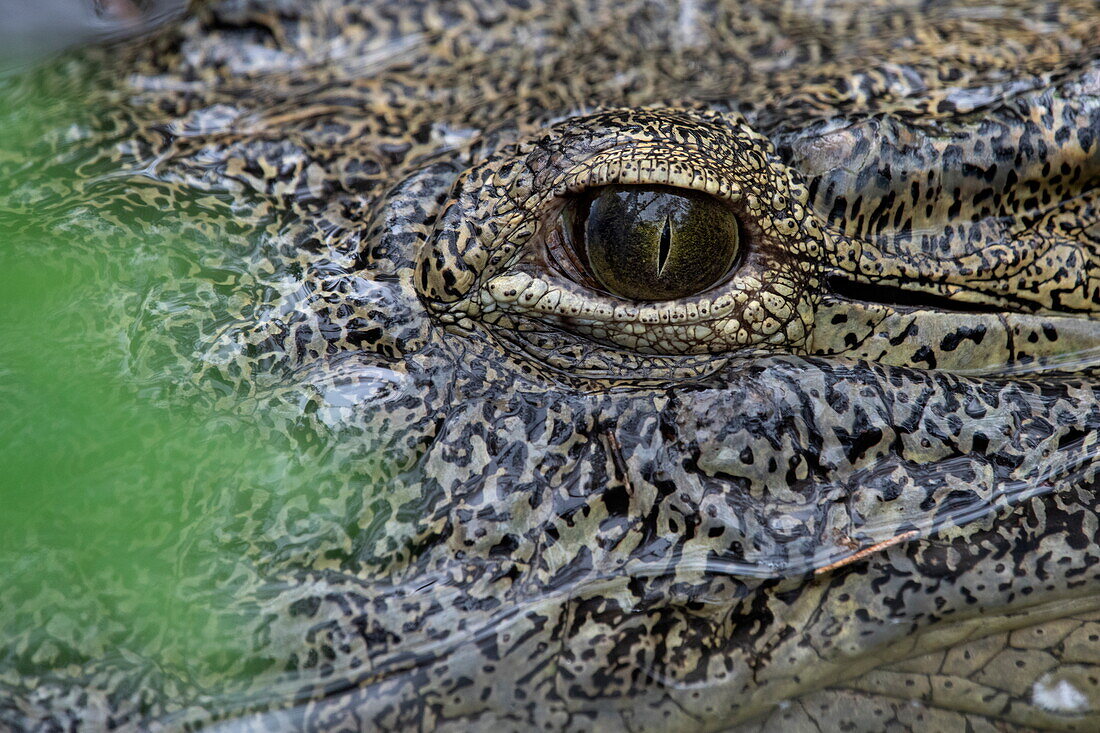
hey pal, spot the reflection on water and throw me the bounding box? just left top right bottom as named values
left=0, top=113, right=372, bottom=702
left=0, top=53, right=405, bottom=720
left=0, top=0, right=185, bottom=69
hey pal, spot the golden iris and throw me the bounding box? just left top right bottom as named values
left=572, top=185, right=740, bottom=301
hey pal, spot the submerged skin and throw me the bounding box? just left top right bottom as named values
left=4, top=0, right=1100, bottom=730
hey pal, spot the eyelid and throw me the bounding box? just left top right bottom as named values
left=550, top=145, right=754, bottom=207
left=543, top=199, right=603, bottom=291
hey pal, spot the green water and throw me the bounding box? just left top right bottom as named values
left=0, top=55, right=338, bottom=701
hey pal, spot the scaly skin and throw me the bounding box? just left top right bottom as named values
left=2, top=0, right=1100, bottom=731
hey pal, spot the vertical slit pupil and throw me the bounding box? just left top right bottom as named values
left=658, top=215, right=672, bottom=275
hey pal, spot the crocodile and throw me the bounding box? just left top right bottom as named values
left=3, top=0, right=1100, bottom=730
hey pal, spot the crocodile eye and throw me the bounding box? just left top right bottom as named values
left=567, top=185, right=740, bottom=301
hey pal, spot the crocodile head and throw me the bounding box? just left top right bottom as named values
left=4, top=1, right=1100, bottom=730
